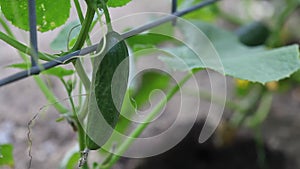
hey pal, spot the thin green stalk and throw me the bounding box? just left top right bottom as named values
left=254, top=126, right=267, bottom=169
left=0, top=16, right=14, bottom=39
left=100, top=0, right=113, bottom=32
left=34, top=76, right=69, bottom=114
left=73, top=0, right=93, bottom=46
left=73, top=61, right=91, bottom=92
left=99, top=71, right=196, bottom=169
left=71, top=7, right=95, bottom=52
left=268, top=0, right=299, bottom=47
left=245, top=92, right=273, bottom=128
left=0, top=32, right=53, bottom=61
left=70, top=6, right=95, bottom=92
left=67, top=88, right=89, bottom=169
left=73, top=0, right=84, bottom=22
left=78, top=97, right=89, bottom=121
left=230, top=86, right=263, bottom=128
left=0, top=18, right=54, bottom=62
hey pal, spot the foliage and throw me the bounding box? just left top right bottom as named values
left=0, top=144, right=14, bottom=168
left=0, top=0, right=71, bottom=32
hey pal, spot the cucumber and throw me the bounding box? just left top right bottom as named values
left=236, top=21, right=270, bottom=46
left=85, top=31, right=129, bottom=150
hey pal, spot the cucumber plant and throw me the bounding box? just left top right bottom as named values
left=0, top=0, right=299, bottom=169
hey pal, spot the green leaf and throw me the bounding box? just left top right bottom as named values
left=0, top=144, right=14, bottom=167
left=107, top=0, right=132, bottom=7
left=8, top=63, right=75, bottom=78
left=50, top=20, right=81, bottom=51
left=160, top=21, right=300, bottom=84
left=126, top=33, right=174, bottom=52
left=178, top=0, right=218, bottom=21
left=114, top=70, right=171, bottom=134
left=7, top=63, right=30, bottom=69
left=129, top=70, right=171, bottom=109
left=59, top=145, right=80, bottom=169
left=0, top=0, right=71, bottom=32
left=42, top=67, right=75, bottom=78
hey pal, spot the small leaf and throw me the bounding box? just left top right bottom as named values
left=126, top=33, right=174, bottom=52
left=0, top=0, right=71, bottom=32
left=7, top=63, right=30, bottom=69
left=0, top=144, right=14, bottom=167
left=129, top=70, right=171, bottom=109
left=8, top=63, right=75, bottom=78
left=59, top=145, right=80, bottom=169
left=50, top=20, right=81, bottom=51
left=42, top=67, right=75, bottom=78
left=107, top=0, right=132, bottom=7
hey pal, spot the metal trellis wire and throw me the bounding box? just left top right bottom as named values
left=0, top=0, right=220, bottom=87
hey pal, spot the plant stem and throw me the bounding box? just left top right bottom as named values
left=99, top=71, right=197, bottom=169
left=74, top=61, right=91, bottom=91
left=254, top=126, right=266, bottom=169
left=71, top=7, right=95, bottom=52
left=100, top=1, right=113, bottom=32
left=229, top=85, right=263, bottom=128
left=70, top=6, right=95, bottom=92
left=0, top=17, right=14, bottom=40
left=0, top=31, right=52, bottom=61
left=73, top=0, right=84, bottom=22
left=67, top=89, right=89, bottom=169
left=34, top=76, right=69, bottom=114
left=73, top=0, right=93, bottom=46
left=268, top=0, right=299, bottom=47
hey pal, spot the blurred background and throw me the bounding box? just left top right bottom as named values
left=0, top=0, right=300, bottom=168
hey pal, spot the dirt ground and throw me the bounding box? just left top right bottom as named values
left=1, top=0, right=300, bottom=169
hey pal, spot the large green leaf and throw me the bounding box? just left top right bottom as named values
left=160, top=21, right=300, bottom=84
left=0, top=144, right=14, bottom=167
left=0, top=0, right=71, bottom=32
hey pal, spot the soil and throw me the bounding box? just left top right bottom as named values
left=120, top=121, right=296, bottom=169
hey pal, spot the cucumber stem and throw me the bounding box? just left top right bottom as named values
left=100, top=0, right=113, bottom=32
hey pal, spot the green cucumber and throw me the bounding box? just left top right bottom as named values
left=85, top=31, right=129, bottom=150
left=236, top=21, right=270, bottom=46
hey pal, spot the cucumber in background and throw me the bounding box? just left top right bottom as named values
left=236, top=21, right=270, bottom=46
